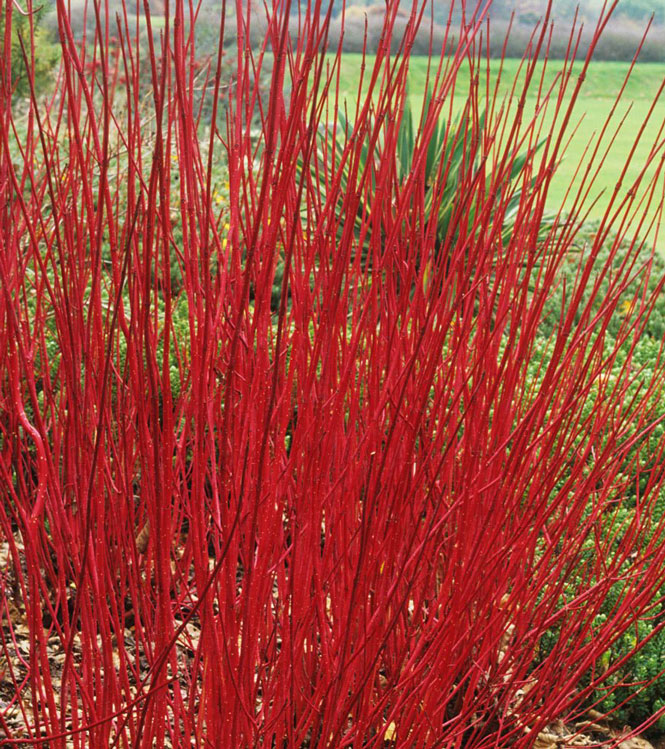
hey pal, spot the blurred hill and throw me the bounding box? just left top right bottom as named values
left=40, top=0, right=665, bottom=61
left=324, top=0, right=665, bottom=60
left=325, top=0, right=664, bottom=26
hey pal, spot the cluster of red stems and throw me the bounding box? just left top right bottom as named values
left=2, top=0, right=665, bottom=745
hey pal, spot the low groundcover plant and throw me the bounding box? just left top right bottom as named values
left=2, top=0, right=665, bottom=746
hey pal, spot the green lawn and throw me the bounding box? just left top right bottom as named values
left=332, top=55, right=665, bottom=239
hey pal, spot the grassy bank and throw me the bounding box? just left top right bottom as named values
left=334, top=55, right=665, bottom=231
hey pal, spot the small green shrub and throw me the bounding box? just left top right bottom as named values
left=1, top=7, right=59, bottom=100
left=539, top=223, right=665, bottom=342
left=531, top=225, right=665, bottom=732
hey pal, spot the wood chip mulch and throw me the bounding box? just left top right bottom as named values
left=2, top=535, right=665, bottom=748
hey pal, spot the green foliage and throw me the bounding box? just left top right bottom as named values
left=539, top=223, right=665, bottom=342
left=0, top=7, right=59, bottom=100
left=559, top=497, right=665, bottom=732
left=529, top=224, right=665, bottom=733
left=532, top=493, right=665, bottom=731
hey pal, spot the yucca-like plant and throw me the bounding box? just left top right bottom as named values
left=313, top=85, right=547, bottom=275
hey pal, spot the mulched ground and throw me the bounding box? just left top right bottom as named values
left=1, top=534, right=663, bottom=748
left=531, top=716, right=659, bottom=748
left=0, top=534, right=204, bottom=747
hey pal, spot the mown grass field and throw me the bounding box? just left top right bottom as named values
left=334, top=55, right=665, bottom=235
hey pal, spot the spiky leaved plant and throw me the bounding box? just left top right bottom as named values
left=315, top=87, right=547, bottom=267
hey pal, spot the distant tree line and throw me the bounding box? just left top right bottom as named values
left=322, top=0, right=665, bottom=60
left=324, top=0, right=665, bottom=27
left=31, top=0, right=665, bottom=65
